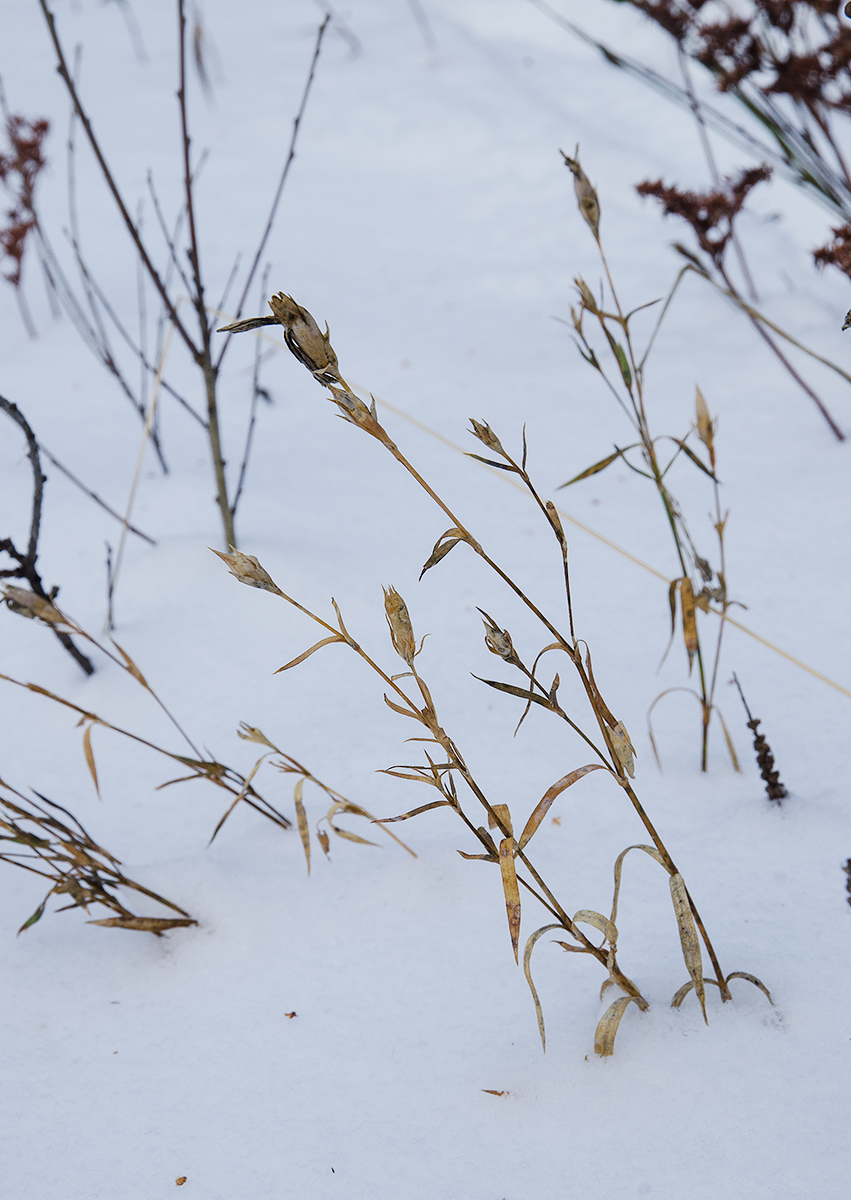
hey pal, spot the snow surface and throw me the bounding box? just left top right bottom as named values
left=1, top=1, right=849, bottom=1197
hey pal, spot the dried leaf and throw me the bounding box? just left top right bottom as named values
left=558, top=449, right=624, bottom=489
left=86, top=917, right=197, bottom=933
left=317, top=828, right=330, bottom=857
left=377, top=800, right=453, bottom=823
left=695, top=386, right=713, bottom=449
left=518, top=764, right=609, bottom=851
left=294, top=779, right=310, bottom=875
left=668, top=437, right=716, bottom=479
left=499, top=836, right=521, bottom=963
left=610, top=843, right=667, bottom=928
left=725, top=971, right=774, bottom=1004
left=110, top=642, right=149, bottom=689
left=474, top=677, right=553, bottom=710
left=419, top=530, right=466, bottom=580
left=572, top=909, right=617, bottom=947
left=491, top=804, right=513, bottom=837
left=680, top=577, right=698, bottom=673
left=274, top=634, right=344, bottom=673
left=594, top=995, right=634, bottom=1057
left=82, top=722, right=100, bottom=798
left=383, top=694, right=420, bottom=720
left=562, top=149, right=600, bottom=239
left=614, top=342, right=632, bottom=389
left=17, top=896, right=48, bottom=935
left=671, top=977, right=723, bottom=1008
left=669, top=872, right=706, bottom=1023
left=481, top=1089, right=509, bottom=1097
left=523, top=923, right=564, bottom=1051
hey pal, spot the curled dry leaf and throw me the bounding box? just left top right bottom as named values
left=610, top=843, right=667, bottom=931
left=523, top=923, right=565, bottom=1051
left=671, top=976, right=723, bottom=1008
left=518, top=764, right=609, bottom=851
left=669, top=872, right=706, bottom=1023
left=725, top=971, right=774, bottom=1004
left=594, top=995, right=635, bottom=1057
left=274, top=634, right=344, bottom=674
left=210, top=548, right=282, bottom=594
left=419, top=528, right=467, bottom=579
left=572, top=909, right=618, bottom=948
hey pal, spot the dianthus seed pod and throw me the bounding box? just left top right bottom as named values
left=384, top=586, right=416, bottom=667
left=562, top=150, right=600, bottom=240
left=267, top=293, right=341, bottom=384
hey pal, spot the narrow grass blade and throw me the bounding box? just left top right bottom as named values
left=377, top=800, right=452, bottom=822
left=610, top=843, right=667, bottom=927
left=17, top=896, right=48, bottom=935
left=572, top=909, right=617, bottom=947
left=669, top=872, right=706, bottom=1023
left=558, top=448, right=625, bottom=489
left=594, top=995, right=634, bottom=1057
left=671, top=977, right=722, bottom=1008
left=680, top=577, right=697, bottom=673
left=110, top=642, right=150, bottom=688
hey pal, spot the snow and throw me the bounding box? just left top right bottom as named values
left=1, top=2, right=849, bottom=1197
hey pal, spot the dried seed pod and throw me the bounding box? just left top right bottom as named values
left=562, top=150, right=600, bottom=240
left=210, top=548, right=282, bottom=594
left=732, top=674, right=787, bottom=802
left=267, top=292, right=341, bottom=384
left=2, top=585, right=72, bottom=630
left=384, top=586, right=416, bottom=667
left=469, top=419, right=506, bottom=457
left=479, top=611, right=519, bottom=665
left=610, top=721, right=636, bottom=779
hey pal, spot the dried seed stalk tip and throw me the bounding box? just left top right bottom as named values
left=469, top=419, right=506, bottom=457
left=210, top=548, right=282, bottom=594
left=267, top=292, right=341, bottom=385
left=384, top=586, right=416, bottom=667
left=479, top=612, right=519, bottom=666
left=562, top=149, right=600, bottom=240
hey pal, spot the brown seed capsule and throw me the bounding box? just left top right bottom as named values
left=562, top=150, right=600, bottom=240
left=210, top=548, right=282, bottom=594
left=480, top=613, right=519, bottom=666
left=383, top=586, right=416, bottom=667
left=268, top=293, right=341, bottom=384
left=468, top=418, right=506, bottom=457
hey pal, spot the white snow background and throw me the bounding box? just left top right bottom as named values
left=1, top=1, right=849, bottom=1197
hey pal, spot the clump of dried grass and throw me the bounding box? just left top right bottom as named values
left=217, top=295, right=772, bottom=1055
left=0, top=778, right=195, bottom=935
left=559, top=151, right=742, bottom=774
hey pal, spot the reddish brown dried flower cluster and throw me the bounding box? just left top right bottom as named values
left=636, top=166, right=772, bottom=265
left=814, top=222, right=851, bottom=277
left=0, top=114, right=49, bottom=288
left=629, top=1, right=851, bottom=107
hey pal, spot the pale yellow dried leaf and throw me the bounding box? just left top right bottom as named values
left=82, top=722, right=100, bottom=798
left=670, top=872, right=706, bottom=1023
left=294, top=778, right=310, bottom=875
left=594, top=995, right=634, bottom=1057
left=274, top=634, right=344, bottom=673
left=680, top=577, right=698, bottom=673
left=499, top=836, right=521, bottom=962
left=523, top=924, right=564, bottom=1051
left=518, top=764, right=608, bottom=850
left=572, top=909, right=617, bottom=947
left=610, top=843, right=667, bottom=928
left=695, top=385, right=714, bottom=451
left=87, top=917, right=196, bottom=933
left=383, top=586, right=416, bottom=667
left=110, top=641, right=149, bottom=689
left=237, top=724, right=279, bottom=751
left=491, top=803, right=513, bottom=837
left=725, top=971, right=774, bottom=1004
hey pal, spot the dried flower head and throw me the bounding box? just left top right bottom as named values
left=469, top=419, right=507, bottom=457
left=2, top=585, right=72, bottom=630
left=0, top=114, right=49, bottom=288
left=562, top=149, right=600, bottom=240
left=383, top=586, right=416, bottom=667
left=479, top=610, right=520, bottom=666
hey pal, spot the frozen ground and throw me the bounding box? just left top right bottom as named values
left=1, top=2, right=849, bottom=1197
